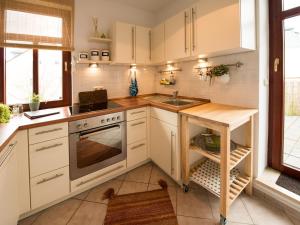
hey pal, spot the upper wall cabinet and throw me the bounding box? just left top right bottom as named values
left=112, top=22, right=151, bottom=65
left=165, top=9, right=191, bottom=61
left=196, top=0, right=256, bottom=58
left=151, top=22, right=165, bottom=64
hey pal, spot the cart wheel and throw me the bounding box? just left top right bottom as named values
left=220, top=215, right=227, bottom=225
left=183, top=184, right=190, bottom=193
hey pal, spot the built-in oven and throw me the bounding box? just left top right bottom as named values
left=69, top=112, right=126, bottom=180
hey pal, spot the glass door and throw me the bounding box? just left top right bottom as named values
left=269, top=0, right=300, bottom=179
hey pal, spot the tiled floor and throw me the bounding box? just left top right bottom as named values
left=18, top=162, right=299, bottom=225
left=284, top=116, right=300, bottom=169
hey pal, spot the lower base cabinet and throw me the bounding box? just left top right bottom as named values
left=30, top=166, right=69, bottom=209
left=127, top=140, right=148, bottom=168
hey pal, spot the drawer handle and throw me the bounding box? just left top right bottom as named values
left=131, top=111, right=145, bottom=115
left=36, top=173, right=64, bottom=185
left=35, top=143, right=64, bottom=152
left=35, top=128, right=63, bottom=135
left=131, top=121, right=145, bottom=127
left=76, top=165, right=124, bottom=187
left=131, top=143, right=145, bottom=150
left=0, top=141, right=17, bottom=167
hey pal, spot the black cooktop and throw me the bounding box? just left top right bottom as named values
left=69, top=101, right=121, bottom=115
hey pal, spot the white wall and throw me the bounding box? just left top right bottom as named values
left=73, top=0, right=157, bottom=103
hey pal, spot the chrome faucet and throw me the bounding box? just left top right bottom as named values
left=172, top=90, right=179, bottom=100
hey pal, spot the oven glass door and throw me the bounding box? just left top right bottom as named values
left=77, top=124, right=123, bottom=168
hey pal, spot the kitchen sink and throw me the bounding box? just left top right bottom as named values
left=162, top=99, right=194, bottom=106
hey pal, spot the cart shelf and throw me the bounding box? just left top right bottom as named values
left=190, top=144, right=251, bottom=170
left=190, top=159, right=250, bottom=206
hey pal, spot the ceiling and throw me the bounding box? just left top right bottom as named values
left=110, top=0, right=175, bottom=13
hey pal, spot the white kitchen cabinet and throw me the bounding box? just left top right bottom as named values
left=165, top=8, right=191, bottom=61
left=127, top=118, right=147, bottom=144
left=112, top=22, right=150, bottom=65
left=151, top=22, right=165, bottom=64
left=16, top=131, right=31, bottom=215
left=150, top=108, right=180, bottom=181
left=196, top=0, right=256, bottom=57
left=0, top=138, right=19, bottom=225
left=135, top=25, right=151, bottom=65
left=127, top=140, right=147, bottom=168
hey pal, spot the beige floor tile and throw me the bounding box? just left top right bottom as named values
left=149, top=165, right=178, bottom=187
left=85, top=180, right=122, bottom=204
left=18, top=213, right=41, bottom=225
left=68, top=201, right=107, bottom=225
left=32, top=199, right=81, bottom=225
left=148, top=184, right=177, bottom=213
left=118, top=181, right=148, bottom=195
left=208, top=194, right=253, bottom=224
left=177, top=188, right=213, bottom=219
left=242, top=195, right=294, bottom=225
left=73, top=190, right=90, bottom=200
left=177, top=216, right=214, bottom=225
left=125, top=163, right=152, bottom=183
left=113, top=173, right=127, bottom=181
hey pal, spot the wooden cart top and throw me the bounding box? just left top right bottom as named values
left=180, top=103, right=258, bottom=128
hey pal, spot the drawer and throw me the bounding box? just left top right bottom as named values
left=29, top=137, right=69, bottom=177
left=29, top=123, right=68, bottom=144
left=127, top=118, right=147, bottom=144
left=127, top=140, right=147, bottom=168
left=127, top=107, right=147, bottom=121
left=31, top=166, right=69, bottom=209
left=150, top=107, right=178, bottom=126
left=71, top=160, right=126, bottom=193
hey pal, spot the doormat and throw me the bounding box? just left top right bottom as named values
left=276, top=173, right=300, bottom=196
left=103, top=180, right=178, bottom=225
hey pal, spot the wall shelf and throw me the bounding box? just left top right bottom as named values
left=88, top=37, right=112, bottom=43
left=76, top=60, right=112, bottom=65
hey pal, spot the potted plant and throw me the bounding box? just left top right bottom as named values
left=211, top=64, right=230, bottom=84
left=29, top=93, right=41, bottom=111
left=0, top=104, right=11, bottom=123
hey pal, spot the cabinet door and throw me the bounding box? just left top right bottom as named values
left=0, top=141, right=19, bottom=225
left=113, top=22, right=135, bottom=64
left=135, top=26, right=151, bottom=65
left=150, top=118, right=173, bottom=175
left=165, top=9, right=191, bottom=61
left=151, top=23, right=165, bottom=64
left=16, top=131, right=31, bottom=215
left=196, top=0, right=241, bottom=57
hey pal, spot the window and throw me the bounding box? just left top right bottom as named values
left=283, top=0, right=300, bottom=10
left=0, top=0, right=73, bottom=108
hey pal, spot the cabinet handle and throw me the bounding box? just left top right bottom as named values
left=76, top=165, right=124, bottom=187
left=184, top=11, right=188, bottom=53
left=64, top=61, right=68, bottom=72
left=192, top=8, right=196, bottom=51
left=36, top=173, right=64, bottom=185
left=131, top=110, right=145, bottom=115
left=35, top=143, right=63, bottom=152
left=131, top=143, right=145, bottom=150
left=35, top=128, right=63, bottom=135
left=0, top=141, right=17, bottom=167
left=131, top=121, right=145, bottom=127
left=132, top=27, right=135, bottom=60
left=149, top=30, right=152, bottom=61
left=171, top=132, right=175, bottom=175
left=274, top=57, right=280, bottom=72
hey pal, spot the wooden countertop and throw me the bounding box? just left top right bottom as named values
left=0, top=95, right=209, bottom=152
left=180, top=103, right=258, bottom=128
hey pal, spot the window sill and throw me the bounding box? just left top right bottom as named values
left=254, top=168, right=300, bottom=218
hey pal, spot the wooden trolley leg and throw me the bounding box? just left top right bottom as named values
left=181, top=115, right=190, bottom=191
left=220, top=127, right=230, bottom=224
left=245, top=116, right=254, bottom=195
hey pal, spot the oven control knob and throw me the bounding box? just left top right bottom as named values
left=107, top=118, right=110, bottom=122
left=112, top=117, right=116, bottom=121
left=117, top=116, right=120, bottom=120
left=77, top=124, right=82, bottom=129
left=83, top=123, right=88, bottom=128
left=101, top=119, right=105, bottom=124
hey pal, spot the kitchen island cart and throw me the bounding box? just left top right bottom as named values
left=180, top=103, right=257, bottom=225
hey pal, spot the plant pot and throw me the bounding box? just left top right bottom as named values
left=215, top=73, right=230, bottom=84
left=29, top=102, right=40, bottom=111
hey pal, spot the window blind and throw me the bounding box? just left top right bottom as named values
left=0, top=0, right=74, bottom=51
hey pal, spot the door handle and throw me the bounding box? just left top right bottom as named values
left=274, top=58, right=280, bottom=72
